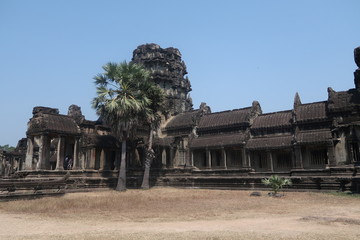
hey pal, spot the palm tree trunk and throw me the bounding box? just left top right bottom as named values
left=116, top=140, right=127, bottom=191
left=141, top=128, right=155, bottom=189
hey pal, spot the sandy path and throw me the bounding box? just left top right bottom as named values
left=1, top=211, right=359, bottom=239
left=0, top=189, right=359, bottom=239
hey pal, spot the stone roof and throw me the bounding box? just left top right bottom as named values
left=154, top=136, right=175, bottom=147
left=32, top=106, right=59, bottom=116
left=251, top=111, right=292, bottom=129
left=296, top=101, right=328, bottom=123
left=27, top=114, right=80, bottom=135
left=246, top=135, right=293, bottom=150
left=296, top=130, right=332, bottom=145
left=164, top=110, right=200, bottom=130
left=190, top=132, right=247, bottom=148
left=328, top=88, right=360, bottom=113
left=198, top=107, right=251, bottom=131
left=82, top=134, right=120, bottom=148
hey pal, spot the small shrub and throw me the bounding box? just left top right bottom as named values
left=262, top=175, right=292, bottom=195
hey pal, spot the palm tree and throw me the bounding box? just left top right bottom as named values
left=139, top=82, right=165, bottom=189
left=92, top=61, right=151, bottom=191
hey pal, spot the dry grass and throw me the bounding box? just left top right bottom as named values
left=0, top=188, right=319, bottom=220
left=0, top=188, right=360, bottom=239
left=1, top=188, right=265, bottom=220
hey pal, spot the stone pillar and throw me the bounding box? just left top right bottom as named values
left=25, top=137, right=34, bottom=170
left=221, top=147, right=227, bottom=169
left=241, top=148, right=249, bottom=168
left=190, top=150, right=194, bottom=167
left=72, top=138, right=80, bottom=170
left=161, top=148, right=167, bottom=167
left=293, top=146, right=304, bottom=169
left=169, top=147, right=174, bottom=168
left=37, top=134, right=50, bottom=170
left=88, top=148, right=96, bottom=169
left=328, top=142, right=336, bottom=166
left=79, top=152, right=85, bottom=170
left=55, top=136, right=65, bottom=170
left=185, top=147, right=192, bottom=167
left=114, top=150, right=121, bottom=170
left=267, top=151, right=273, bottom=172
left=206, top=149, right=211, bottom=169
left=99, top=149, right=106, bottom=170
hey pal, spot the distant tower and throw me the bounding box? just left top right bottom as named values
left=132, top=43, right=193, bottom=117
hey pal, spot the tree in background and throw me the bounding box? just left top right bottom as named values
left=0, top=145, right=15, bottom=152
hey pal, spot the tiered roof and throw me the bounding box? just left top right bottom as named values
left=198, top=107, right=251, bottom=132
left=251, top=110, right=292, bottom=130
left=296, top=101, right=328, bottom=123
left=81, top=134, right=120, bottom=148
left=191, top=132, right=247, bottom=148
left=246, top=135, right=293, bottom=150
left=164, top=110, right=200, bottom=131
left=27, top=114, right=80, bottom=135
left=296, top=130, right=332, bottom=145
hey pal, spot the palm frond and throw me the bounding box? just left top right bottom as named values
left=92, top=61, right=165, bottom=139
left=93, top=74, right=107, bottom=86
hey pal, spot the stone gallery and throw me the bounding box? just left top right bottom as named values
left=2, top=44, right=360, bottom=191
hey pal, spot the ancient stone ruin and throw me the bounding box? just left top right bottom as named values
left=2, top=44, right=360, bottom=193
left=132, top=43, right=193, bottom=117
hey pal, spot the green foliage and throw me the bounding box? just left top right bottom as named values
left=92, top=61, right=165, bottom=191
left=262, top=175, right=292, bottom=195
left=92, top=61, right=164, bottom=139
left=0, top=144, right=15, bottom=152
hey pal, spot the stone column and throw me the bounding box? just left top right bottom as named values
left=114, top=150, right=121, bottom=170
left=25, top=137, right=34, bottom=170
left=169, top=147, right=174, bottom=168
left=88, top=148, right=96, bottom=169
left=293, top=145, right=304, bottom=169
left=327, top=142, right=336, bottom=166
left=72, top=137, right=80, bottom=170
left=206, top=149, right=211, bottom=169
left=37, top=134, right=50, bottom=170
left=99, top=149, right=106, bottom=170
left=79, top=152, right=85, bottom=170
left=267, top=151, right=273, bottom=172
left=241, top=148, right=249, bottom=168
left=185, top=147, right=192, bottom=167
left=55, top=136, right=65, bottom=170
left=190, top=150, right=194, bottom=167
left=103, top=149, right=109, bottom=170
left=221, top=147, right=227, bottom=169
left=161, top=148, right=167, bottom=167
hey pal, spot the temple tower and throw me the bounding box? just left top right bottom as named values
left=132, top=43, right=193, bottom=117
left=354, top=46, right=360, bottom=89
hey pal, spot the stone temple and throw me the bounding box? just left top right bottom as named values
left=1, top=44, right=360, bottom=192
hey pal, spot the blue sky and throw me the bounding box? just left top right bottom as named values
left=0, top=0, right=359, bottom=146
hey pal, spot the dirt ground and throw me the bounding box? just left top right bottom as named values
left=0, top=188, right=359, bottom=240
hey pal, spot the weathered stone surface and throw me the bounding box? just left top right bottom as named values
left=6, top=44, right=360, bottom=193
left=132, top=43, right=193, bottom=116
left=68, top=104, right=85, bottom=124
left=250, top=191, right=261, bottom=196
left=355, top=46, right=360, bottom=68
left=32, top=106, right=59, bottom=116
